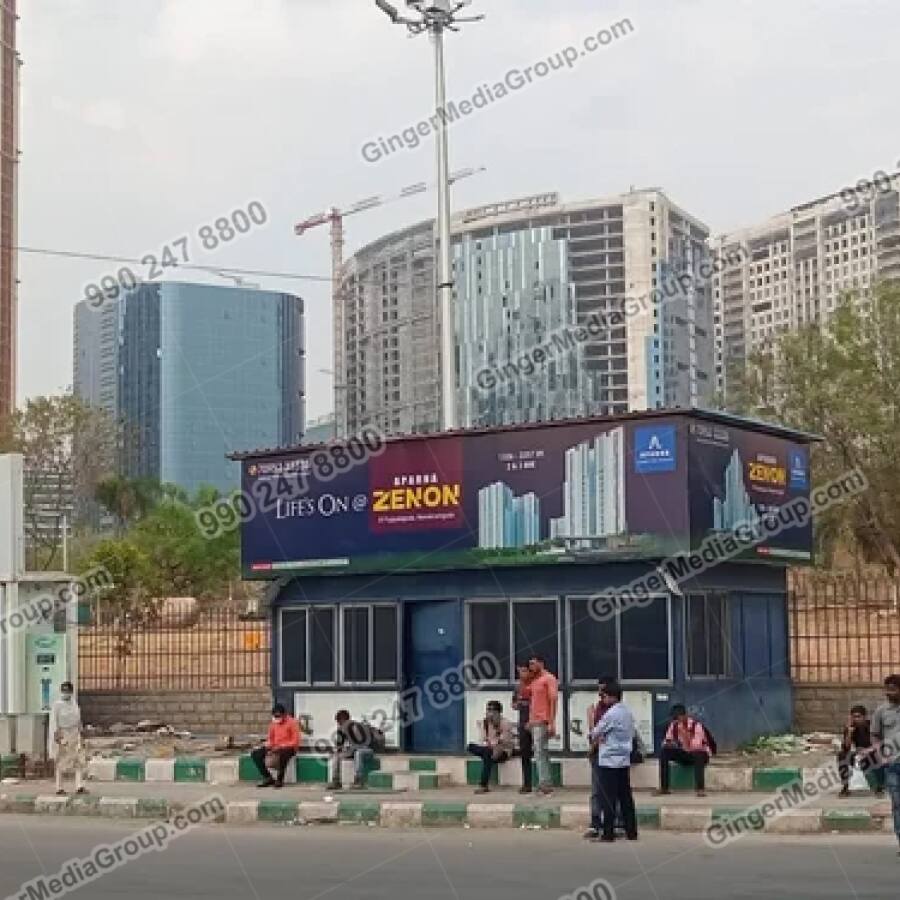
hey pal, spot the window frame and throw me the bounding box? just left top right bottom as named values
left=684, top=591, right=732, bottom=680
left=279, top=602, right=400, bottom=688
left=464, top=596, right=562, bottom=685
left=565, top=594, right=673, bottom=686
left=339, top=602, right=401, bottom=687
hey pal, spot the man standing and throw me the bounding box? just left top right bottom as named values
left=872, top=673, right=900, bottom=855
left=584, top=675, right=616, bottom=839
left=512, top=664, right=534, bottom=794
left=527, top=655, right=559, bottom=796
left=49, top=681, right=87, bottom=796
left=467, top=700, right=515, bottom=793
left=327, top=710, right=380, bottom=790
left=589, top=680, right=637, bottom=842
left=251, top=703, right=301, bottom=788
left=656, top=704, right=716, bottom=798
left=838, top=704, right=884, bottom=797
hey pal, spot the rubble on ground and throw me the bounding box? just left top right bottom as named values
left=83, top=723, right=264, bottom=758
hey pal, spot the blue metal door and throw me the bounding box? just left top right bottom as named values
left=404, top=599, right=463, bottom=752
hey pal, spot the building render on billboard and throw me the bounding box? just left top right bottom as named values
left=337, top=189, right=714, bottom=437
left=234, top=409, right=817, bottom=760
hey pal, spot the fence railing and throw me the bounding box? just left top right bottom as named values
left=788, top=569, right=900, bottom=683
left=78, top=605, right=271, bottom=691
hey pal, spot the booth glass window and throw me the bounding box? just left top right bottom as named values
left=310, top=608, right=336, bottom=683
left=281, top=603, right=398, bottom=686
left=341, top=604, right=400, bottom=685
left=567, top=595, right=671, bottom=684
left=280, top=609, right=308, bottom=684
left=686, top=592, right=730, bottom=678
left=467, top=598, right=558, bottom=682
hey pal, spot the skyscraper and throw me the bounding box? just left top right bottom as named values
left=337, top=189, right=715, bottom=436
left=73, top=297, right=120, bottom=416
left=478, top=481, right=541, bottom=549
left=550, top=427, right=626, bottom=542
left=713, top=449, right=759, bottom=532
left=0, top=0, right=19, bottom=422
left=118, top=282, right=305, bottom=496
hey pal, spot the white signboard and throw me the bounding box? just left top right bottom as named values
left=568, top=690, right=654, bottom=752
left=465, top=691, right=564, bottom=751
left=292, top=691, right=401, bottom=749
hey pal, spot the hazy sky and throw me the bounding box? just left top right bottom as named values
left=17, top=0, right=900, bottom=419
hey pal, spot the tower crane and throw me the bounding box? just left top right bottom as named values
left=294, top=165, right=485, bottom=435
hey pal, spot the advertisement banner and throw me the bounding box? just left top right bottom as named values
left=240, top=414, right=812, bottom=577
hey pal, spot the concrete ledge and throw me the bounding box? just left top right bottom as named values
left=145, top=760, right=176, bottom=783
left=707, top=768, right=753, bottom=792
left=467, top=803, right=514, bottom=827
left=822, top=809, right=874, bottom=832
left=99, top=797, right=138, bottom=818
left=660, top=806, right=712, bottom=831
left=380, top=802, right=423, bottom=827
left=34, top=795, right=69, bottom=814
left=87, top=758, right=117, bottom=782
left=207, top=759, right=240, bottom=785
left=765, top=809, right=823, bottom=834
left=559, top=803, right=590, bottom=830
left=226, top=800, right=259, bottom=824
left=299, top=801, right=339, bottom=823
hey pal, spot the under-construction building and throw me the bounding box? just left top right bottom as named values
left=337, top=189, right=715, bottom=436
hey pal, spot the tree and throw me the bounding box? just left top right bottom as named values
left=93, top=476, right=162, bottom=536
left=729, top=281, right=900, bottom=571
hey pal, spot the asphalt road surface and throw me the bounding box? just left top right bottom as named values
left=0, top=819, right=897, bottom=900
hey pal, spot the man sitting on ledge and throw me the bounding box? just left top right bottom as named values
left=467, top=700, right=515, bottom=794
left=327, top=710, right=381, bottom=790
left=251, top=703, right=301, bottom=788
left=655, top=704, right=716, bottom=798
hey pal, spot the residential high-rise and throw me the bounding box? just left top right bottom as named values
left=549, top=427, right=626, bottom=542
left=118, top=282, right=304, bottom=496
left=337, top=189, right=715, bottom=436
left=73, top=297, right=120, bottom=416
left=712, top=172, right=900, bottom=399
left=713, top=449, right=759, bottom=532
left=0, top=0, right=20, bottom=422
left=477, top=481, right=541, bottom=549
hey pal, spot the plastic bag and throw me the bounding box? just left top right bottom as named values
left=848, top=762, right=869, bottom=792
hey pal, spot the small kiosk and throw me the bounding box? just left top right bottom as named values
left=233, top=410, right=818, bottom=753
left=0, top=454, right=80, bottom=758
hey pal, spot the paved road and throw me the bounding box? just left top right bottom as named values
left=0, top=819, right=896, bottom=899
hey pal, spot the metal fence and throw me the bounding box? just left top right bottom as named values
left=788, top=569, right=900, bottom=683
left=78, top=605, right=271, bottom=691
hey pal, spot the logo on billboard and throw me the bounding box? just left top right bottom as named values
left=789, top=450, right=808, bottom=489
left=635, top=426, right=676, bottom=473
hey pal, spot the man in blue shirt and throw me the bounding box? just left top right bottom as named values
left=589, top=679, right=638, bottom=842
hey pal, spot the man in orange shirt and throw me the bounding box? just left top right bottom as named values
left=527, top=655, right=559, bottom=796
left=251, top=703, right=301, bottom=788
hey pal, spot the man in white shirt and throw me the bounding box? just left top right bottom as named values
left=48, top=681, right=87, bottom=796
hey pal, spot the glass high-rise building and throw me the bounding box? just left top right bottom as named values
left=478, top=481, right=541, bottom=549
left=118, top=282, right=304, bottom=496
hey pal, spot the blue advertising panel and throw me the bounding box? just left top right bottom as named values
left=239, top=414, right=813, bottom=577
left=686, top=419, right=813, bottom=562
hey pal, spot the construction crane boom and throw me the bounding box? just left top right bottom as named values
left=294, top=165, right=485, bottom=438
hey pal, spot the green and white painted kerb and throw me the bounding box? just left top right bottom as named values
left=1, top=792, right=894, bottom=835
left=85, top=756, right=802, bottom=792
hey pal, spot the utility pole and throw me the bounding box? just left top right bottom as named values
left=374, top=1, right=484, bottom=431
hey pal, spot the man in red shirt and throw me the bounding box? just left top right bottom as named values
left=656, top=704, right=716, bottom=797
left=251, top=703, right=301, bottom=788
left=527, top=655, right=559, bottom=796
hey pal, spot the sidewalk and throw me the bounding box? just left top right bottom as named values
left=1, top=778, right=894, bottom=836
